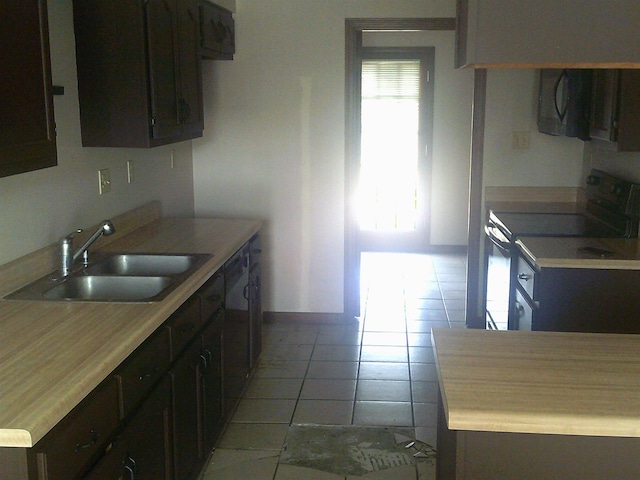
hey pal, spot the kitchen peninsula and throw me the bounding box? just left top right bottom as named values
left=432, top=328, right=640, bottom=479
left=0, top=202, right=261, bottom=479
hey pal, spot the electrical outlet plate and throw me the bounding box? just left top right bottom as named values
left=99, top=168, right=111, bottom=194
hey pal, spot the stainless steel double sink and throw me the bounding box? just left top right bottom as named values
left=5, top=253, right=212, bottom=302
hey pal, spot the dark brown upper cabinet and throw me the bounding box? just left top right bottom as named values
left=456, top=0, right=640, bottom=68
left=0, top=0, right=57, bottom=178
left=590, top=69, right=640, bottom=152
left=73, top=0, right=204, bottom=148
left=199, top=1, right=235, bottom=60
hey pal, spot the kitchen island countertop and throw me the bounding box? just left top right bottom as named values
left=431, top=328, right=640, bottom=437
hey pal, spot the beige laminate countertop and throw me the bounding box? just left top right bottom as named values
left=516, top=236, right=640, bottom=269
left=0, top=217, right=260, bottom=448
left=431, top=328, right=640, bottom=438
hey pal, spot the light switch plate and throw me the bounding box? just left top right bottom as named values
left=127, top=161, right=134, bottom=184
left=511, top=131, right=531, bottom=149
left=99, top=168, right=111, bottom=194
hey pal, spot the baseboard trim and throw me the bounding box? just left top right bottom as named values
left=264, top=311, right=358, bottom=325
left=359, top=245, right=468, bottom=255
left=426, top=245, right=467, bottom=255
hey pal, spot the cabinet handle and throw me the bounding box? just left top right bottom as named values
left=200, top=354, right=209, bottom=370
left=203, top=348, right=213, bottom=365
left=517, top=273, right=531, bottom=281
left=179, top=98, right=191, bottom=121
left=243, top=284, right=249, bottom=300
left=74, top=429, right=98, bottom=453
left=139, top=365, right=159, bottom=381
left=126, top=455, right=137, bottom=478
left=123, top=465, right=135, bottom=480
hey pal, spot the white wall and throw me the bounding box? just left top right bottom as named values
left=0, top=1, right=196, bottom=267
left=585, top=142, right=640, bottom=183
left=192, top=0, right=456, bottom=314
left=483, top=69, right=585, bottom=189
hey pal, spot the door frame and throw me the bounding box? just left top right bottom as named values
left=344, top=18, right=456, bottom=319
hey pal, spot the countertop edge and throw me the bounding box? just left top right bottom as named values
left=431, top=328, right=640, bottom=438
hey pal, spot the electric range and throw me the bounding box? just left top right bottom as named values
left=485, top=169, right=640, bottom=330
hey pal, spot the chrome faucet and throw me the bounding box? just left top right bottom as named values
left=60, top=220, right=115, bottom=276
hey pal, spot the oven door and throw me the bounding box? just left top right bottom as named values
left=484, top=221, right=512, bottom=330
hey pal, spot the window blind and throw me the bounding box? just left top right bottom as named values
left=361, top=60, right=420, bottom=100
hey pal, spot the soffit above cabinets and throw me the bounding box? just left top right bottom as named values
left=456, top=0, right=640, bottom=69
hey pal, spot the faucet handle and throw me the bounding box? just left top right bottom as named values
left=62, top=229, right=83, bottom=244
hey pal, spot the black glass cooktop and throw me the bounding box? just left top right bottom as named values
left=490, top=211, right=620, bottom=238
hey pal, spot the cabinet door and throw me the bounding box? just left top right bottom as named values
left=615, top=69, right=640, bottom=152
left=170, top=341, right=201, bottom=480
left=200, top=309, right=224, bottom=455
left=81, top=438, right=128, bottom=480
left=177, top=0, right=204, bottom=139
left=32, top=379, right=119, bottom=480
left=167, top=296, right=203, bottom=361
left=590, top=70, right=640, bottom=151
left=514, top=288, right=534, bottom=331
left=223, top=248, right=250, bottom=416
left=115, top=327, right=171, bottom=419
left=199, top=1, right=235, bottom=60
left=145, top=0, right=182, bottom=141
left=84, top=377, right=173, bottom=480
left=0, top=0, right=56, bottom=178
left=590, top=69, right=618, bottom=143
left=120, top=376, right=173, bottom=480
left=248, top=264, right=262, bottom=369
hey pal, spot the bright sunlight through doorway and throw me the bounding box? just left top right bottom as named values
left=356, top=48, right=434, bottom=253
left=358, top=59, right=421, bottom=232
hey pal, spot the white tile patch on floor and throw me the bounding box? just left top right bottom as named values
left=200, top=252, right=466, bottom=479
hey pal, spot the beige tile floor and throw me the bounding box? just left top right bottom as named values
left=201, top=252, right=466, bottom=479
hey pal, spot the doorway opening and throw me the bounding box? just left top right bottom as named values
left=344, top=18, right=456, bottom=319
left=357, top=48, right=435, bottom=253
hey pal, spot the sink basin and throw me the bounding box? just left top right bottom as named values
left=42, top=275, right=175, bottom=301
left=85, top=254, right=206, bottom=276
left=3, top=253, right=212, bottom=302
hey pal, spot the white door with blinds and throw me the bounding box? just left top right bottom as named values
left=357, top=48, right=435, bottom=253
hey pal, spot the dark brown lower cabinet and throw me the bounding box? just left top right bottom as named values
left=171, top=310, right=224, bottom=480
left=30, top=379, right=120, bottom=480
left=516, top=252, right=640, bottom=334
left=200, top=309, right=224, bottom=456
left=248, top=262, right=262, bottom=369
left=170, top=341, right=201, bottom=480
left=2, top=252, right=260, bottom=480
left=84, top=376, right=172, bottom=480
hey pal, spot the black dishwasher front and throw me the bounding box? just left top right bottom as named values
left=223, top=245, right=249, bottom=415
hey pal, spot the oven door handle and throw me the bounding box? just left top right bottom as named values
left=485, top=222, right=512, bottom=255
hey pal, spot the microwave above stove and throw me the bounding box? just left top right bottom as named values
left=537, top=68, right=592, bottom=141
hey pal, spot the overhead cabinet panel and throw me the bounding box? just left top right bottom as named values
left=456, top=0, right=640, bottom=68
left=73, top=0, right=204, bottom=147
left=199, top=1, right=235, bottom=60
left=0, top=0, right=57, bottom=178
